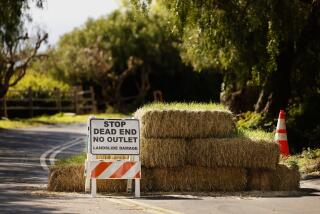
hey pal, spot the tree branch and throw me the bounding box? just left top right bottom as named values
left=3, top=33, right=48, bottom=88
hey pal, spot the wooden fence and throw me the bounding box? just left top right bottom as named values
left=0, top=86, right=97, bottom=118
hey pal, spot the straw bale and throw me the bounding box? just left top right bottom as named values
left=134, top=109, right=235, bottom=138
left=141, top=138, right=187, bottom=168
left=247, top=164, right=300, bottom=191
left=48, top=165, right=247, bottom=192
left=150, top=166, right=247, bottom=192
left=48, top=165, right=86, bottom=192
left=189, top=138, right=279, bottom=169
left=48, top=165, right=153, bottom=192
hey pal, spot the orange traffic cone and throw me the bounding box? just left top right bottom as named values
left=275, top=110, right=290, bottom=156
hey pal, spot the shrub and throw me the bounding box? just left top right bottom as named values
left=8, top=69, right=70, bottom=99
left=237, top=111, right=274, bottom=131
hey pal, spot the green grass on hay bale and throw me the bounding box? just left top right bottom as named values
left=189, top=137, right=279, bottom=169
left=134, top=103, right=235, bottom=138
left=247, top=164, right=300, bottom=191
left=141, top=138, right=187, bottom=168
left=136, top=102, right=229, bottom=111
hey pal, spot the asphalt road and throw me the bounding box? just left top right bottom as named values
left=0, top=124, right=320, bottom=214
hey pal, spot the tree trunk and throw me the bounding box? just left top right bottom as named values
left=257, top=43, right=294, bottom=118
left=135, top=67, right=151, bottom=101
left=254, top=89, right=267, bottom=112
left=257, top=3, right=320, bottom=117
left=0, top=86, right=9, bottom=99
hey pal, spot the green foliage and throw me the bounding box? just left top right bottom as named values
left=138, top=0, right=320, bottom=152
left=236, top=111, right=274, bottom=131
left=8, top=70, right=70, bottom=98
left=134, top=1, right=320, bottom=109
left=0, top=1, right=47, bottom=99
left=53, top=10, right=179, bottom=84
left=237, top=112, right=264, bottom=129
left=301, top=148, right=320, bottom=160
left=281, top=148, right=320, bottom=174
left=286, top=95, right=320, bottom=151
left=162, top=0, right=313, bottom=88
left=42, top=8, right=221, bottom=112
left=0, top=0, right=43, bottom=44
left=285, top=158, right=299, bottom=170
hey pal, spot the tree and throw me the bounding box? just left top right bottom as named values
left=82, top=43, right=145, bottom=111
left=0, top=0, right=47, bottom=99
left=52, top=10, right=184, bottom=111
left=134, top=0, right=320, bottom=118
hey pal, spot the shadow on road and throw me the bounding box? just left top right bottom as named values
left=0, top=128, right=86, bottom=184
left=0, top=185, right=77, bottom=214
left=0, top=126, right=86, bottom=213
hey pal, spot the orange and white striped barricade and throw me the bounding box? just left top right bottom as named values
left=85, top=117, right=141, bottom=198
left=89, top=160, right=141, bottom=197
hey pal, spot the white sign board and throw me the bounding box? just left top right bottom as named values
left=89, top=118, right=140, bottom=155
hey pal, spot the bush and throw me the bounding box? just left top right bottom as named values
left=8, top=69, right=70, bottom=99
left=287, top=95, right=320, bottom=152
left=236, top=111, right=274, bottom=131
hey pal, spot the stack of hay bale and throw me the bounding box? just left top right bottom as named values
left=48, top=103, right=300, bottom=192
left=134, top=103, right=299, bottom=192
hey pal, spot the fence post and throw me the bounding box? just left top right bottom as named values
left=73, top=87, right=79, bottom=114
left=55, top=88, right=62, bottom=113
left=3, top=95, right=8, bottom=118
left=89, top=86, right=97, bottom=113
left=28, top=87, right=33, bottom=117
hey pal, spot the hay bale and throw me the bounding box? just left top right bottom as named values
left=48, top=165, right=153, bottom=192
left=150, top=166, right=247, bottom=192
left=141, top=138, right=187, bottom=168
left=48, top=165, right=85, bottom=192
left=47, top=165, right=246, bottom=192
left=189, top=138, right=279, bottom=169
left=48, top=165, right=128, bottom=192
left=134, top=109, right=235, bottom=138
left=247, top=164, right=300, bottom=191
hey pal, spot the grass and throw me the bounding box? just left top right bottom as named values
left=55, top=152, right=86, bottom=166
left=0, top=119, right=42, bottom=129
left=236, top=128, right=274, bottom=141
left=238, top=129, right=320, bottom=176
left=0, top=112, right=128, bottom=129
left=281, top=148, right=320, bottom=175
left=137, top=102, right=230, bottom=112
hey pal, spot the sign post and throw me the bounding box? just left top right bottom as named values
left=85, top=117, right=141, bottom=198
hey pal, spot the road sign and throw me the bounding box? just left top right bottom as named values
left=86, top=117, right=141, bottom=198
left=89, top=118, right=140, bottom=155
